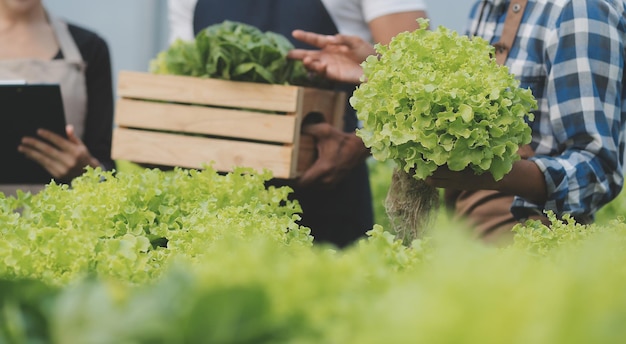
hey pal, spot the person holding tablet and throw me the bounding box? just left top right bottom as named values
left=0, top=0, right=114, bottom=196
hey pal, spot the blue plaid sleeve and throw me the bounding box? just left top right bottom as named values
left=511, top=0, right=626, bottom=221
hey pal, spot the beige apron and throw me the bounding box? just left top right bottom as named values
left=0, top=15, right=88, bottom=197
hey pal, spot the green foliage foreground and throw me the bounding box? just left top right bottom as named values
left=1, top=168, right=626, bottom=343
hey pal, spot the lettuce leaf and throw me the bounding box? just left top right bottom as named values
left=150, top=20, right=309, bottom=85
left=351, top=19, right=537, bottom=181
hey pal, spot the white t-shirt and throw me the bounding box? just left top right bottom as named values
left=167, top=0, right=427, bottom=44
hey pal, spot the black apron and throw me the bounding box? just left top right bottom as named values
left=193, top=0, right=374, bottom=248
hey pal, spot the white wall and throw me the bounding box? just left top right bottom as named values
left=427, top=1, right=474, bottom=33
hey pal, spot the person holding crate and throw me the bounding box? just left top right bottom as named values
left=287, top=0, right=626, bottom=244
left=0, top=0, right=115, bottom=196
left=167, top=0, right=428, bottom=248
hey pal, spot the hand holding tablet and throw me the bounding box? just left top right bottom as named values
left=0, top=83, right=68, bottom=183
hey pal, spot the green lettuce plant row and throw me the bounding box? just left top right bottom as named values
left=351, top=19, right=537, bottom=181
left=0, top=167, right=312, bottom=286
left=1, top=166, right=626, bottom=343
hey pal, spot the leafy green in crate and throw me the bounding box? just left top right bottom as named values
left=150, top=20, right=310, bottom=85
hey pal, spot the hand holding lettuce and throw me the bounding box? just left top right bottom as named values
left=351, top=19, right=536, bottom=182
left=349, top=19, right=537, bottom=242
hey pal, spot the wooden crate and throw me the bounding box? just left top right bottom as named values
left=111, top=71, right=346, bottom=178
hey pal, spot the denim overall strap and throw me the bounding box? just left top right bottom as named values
left=493, top=0, right=528, bottom=65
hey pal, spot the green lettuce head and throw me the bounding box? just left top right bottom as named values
left=150, top=20, right=309, bottom=85
left=351, top=19, right=536, bottom=181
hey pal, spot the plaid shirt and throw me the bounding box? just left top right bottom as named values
left=466, top=0, right=626, bottom=221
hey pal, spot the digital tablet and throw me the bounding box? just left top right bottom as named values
left=0, top=83, right=68, bottom=184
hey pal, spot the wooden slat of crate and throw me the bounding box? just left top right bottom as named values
left=112, top=71, right=346, bottom=178
left=115, top=98, right=297, bottom=143
left=118, top=71, right=300, bottom=113
left=112, top=128, right=294, bottom=178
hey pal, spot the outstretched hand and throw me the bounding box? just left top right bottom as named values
left=287, top=30, right=376, bottom=84
left=298, top=122, right=370, bottom=188
left=18, top=124, right=101, bottom=182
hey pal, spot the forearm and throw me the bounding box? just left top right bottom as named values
left=368, top=11, right=427, bottom=44
left=496, top=159, right=547, bottom=205
left=425, top=158, right=547, bottom=205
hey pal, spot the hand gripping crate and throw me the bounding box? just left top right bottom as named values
left=111, top=71, right=346, bottom=178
